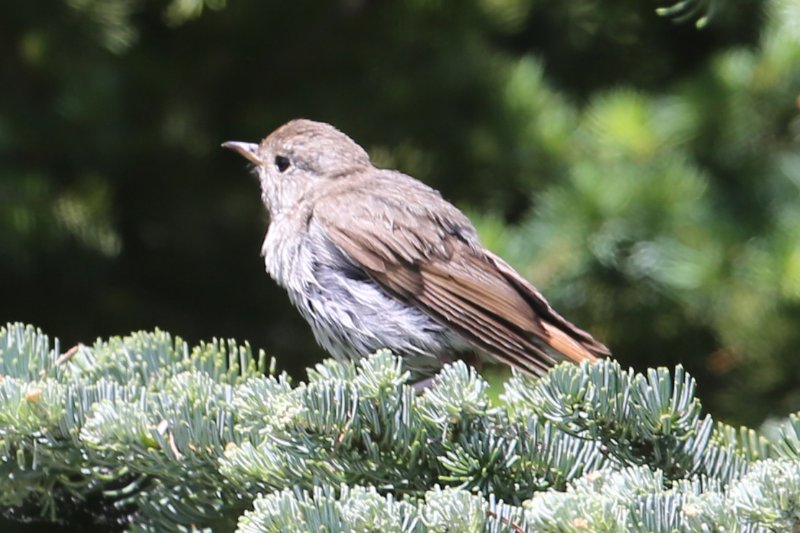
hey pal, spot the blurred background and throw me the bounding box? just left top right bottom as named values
left=1, top=0, right=799, bottom=426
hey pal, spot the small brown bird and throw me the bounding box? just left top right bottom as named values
left=223, top=119, right=609, bottom=378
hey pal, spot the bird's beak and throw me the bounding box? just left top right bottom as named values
left=222, top=141, right=262, bottom=165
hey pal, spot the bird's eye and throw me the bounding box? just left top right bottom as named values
left=274, top=155, right=290, bottom=173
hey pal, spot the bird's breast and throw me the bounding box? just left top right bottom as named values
left=262, top=216, right=316, bottom=293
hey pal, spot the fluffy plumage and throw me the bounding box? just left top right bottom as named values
left=223, top=119, right=609, bottom=377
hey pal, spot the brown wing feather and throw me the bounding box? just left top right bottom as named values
left=489, top=253, right=611, bottom=360
left=314, top=176, right=609, bottom=375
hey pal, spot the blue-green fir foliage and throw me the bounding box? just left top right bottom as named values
left=2, top=322, right=800, bottom=531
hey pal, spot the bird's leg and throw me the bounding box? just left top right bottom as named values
left=412, top=376, right=437, bottom=391
left=458, top=351, right=484, bottom=372
left=411, top=351, right=483, bottom=392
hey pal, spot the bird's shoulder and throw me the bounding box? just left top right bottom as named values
left=311, top=169, right=480, bottom=268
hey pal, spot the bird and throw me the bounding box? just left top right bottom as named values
left=223, top=119, right=609, bottom=379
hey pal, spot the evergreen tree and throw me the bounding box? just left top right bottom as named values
left=2, top=322, right=800, bottom=531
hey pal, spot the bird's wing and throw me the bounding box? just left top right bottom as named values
left=313, top=179, right=609, bottom=375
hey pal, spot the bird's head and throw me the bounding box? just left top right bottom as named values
left=223, top=119, right=371, bottom=216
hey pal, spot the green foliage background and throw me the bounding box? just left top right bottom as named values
left=2, top=0, right=800, bottom=428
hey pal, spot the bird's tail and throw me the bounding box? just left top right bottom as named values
left=541, top=320, right=609, bottom=364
